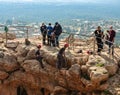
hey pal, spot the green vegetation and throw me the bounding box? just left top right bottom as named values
left=96, top=63, right=105, bottom=67
left=102, top=90, right=113, bottom=95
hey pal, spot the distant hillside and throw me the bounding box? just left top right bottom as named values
left=0, top=2, right=120, bottom=23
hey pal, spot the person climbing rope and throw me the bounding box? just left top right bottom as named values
left=35, top=45, right=44, bottom=68
left=56, top=43, right=69, bottom=69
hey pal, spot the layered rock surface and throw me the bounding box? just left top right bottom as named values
left=0, top=37, right=119, bottom=95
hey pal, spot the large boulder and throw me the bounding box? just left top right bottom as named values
left=74, top=54, right=89, bottom=65
left=15, top=45, right=30, bottom=57
left=5, top=71, right=41, bottom=89
left=81, top=65, right=88, bottom=74
left=17, top=56, right=26, bottom=64
left=105, top=64, right=118, bottom=76
left=0, top=38, right=3, bottom=43
left=0, top=85, right=16, bottom=95
left=88, top=66, right=109, bottom=83
left=25, top=48, right=36, bottom=60
left=40, top=48, right=57, bottom=67
left=21, top=60, right=41, bottom=73
left=86, top=55, right=106, bottom=67
left=68, top=64, right=81, bottom=78
left=0, top=53, right=19, bottom=72
left=52, top=86, right=68, bottom=95
left=5, top=41, right=19, bottom=49
left=40, top=47, right=75, bottom=67
left=2, top=33, right=16, bottom=40
left=0, top=71, right=9, bottom=80
left=0, top=51, right=4, bottom=58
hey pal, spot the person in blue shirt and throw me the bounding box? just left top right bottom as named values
left=47, top=23, right=53, bottom=46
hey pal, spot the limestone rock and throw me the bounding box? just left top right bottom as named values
left=86, top=60, right=97, bottom=66
left=0, top=46, right=7, bottom=52
left=0, top=85, right=17, bottom=95
left=68, top=64, right=81, bottom=78
left=0, top=71, right=9, bottom=80
left=17, top=56, right=25, bottom=64
left=0, top=53, right=19, bottom=72
left=53, top=86, right=68, bottom=95
left=105, top=64, right=118, bottom=76
left=41, top=50, right=57, bottom=66
left=6, top=71, right=41, bottom=89
left=5, top=41, right=19, bottom=49
left=74, top=54, right=89, bottom=65
left=0, top=38, right=3, bottom=43
left=87, top=56, right=106, bottom=67
left=21, top=60, right=40, bottom=73
left=16, top=45, right=29, bottom=57
left=2, top=33, right=16, bottom=40
left=26, top=48, right=36, bottom=60
left=88, top=66, right=109, bottom=83
left=81, top=65, right=88, bottom=74
left=55, top=70, right=68, bottom=88
left=0, top=51, right=4, bottom=58
left=96, top=83, right=109, bottom=91
left=0, top=37, right=119, bottom=95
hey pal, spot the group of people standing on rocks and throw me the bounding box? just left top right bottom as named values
left=36, top=23, right=116, bottom=70
left=40, top=22, right=62, bottom=47
left=36, top=22, right=68, bottom=69
left=94, top=26, right=116, bottom=55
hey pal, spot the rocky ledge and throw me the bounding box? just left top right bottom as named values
left=0, top=36, right=120, bottom=95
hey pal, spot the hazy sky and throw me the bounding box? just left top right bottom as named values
left=0, top=0, right=119, bottom=4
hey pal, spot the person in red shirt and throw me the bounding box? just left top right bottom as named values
left=108, top=26, right=116, bottom=55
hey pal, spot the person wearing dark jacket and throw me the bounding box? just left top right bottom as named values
left=108, top=26, right=116, bottom=55
left=94, top=26, right=104, bottom=55
left=35, top=45, right=44, bottom=68
left=47, top=23, right=53, bottom=46
left=53, top=22, right=62, bottom=47
left=56, top=43, right=69, bottom=69
left=40, top=23, right=47, bottom=45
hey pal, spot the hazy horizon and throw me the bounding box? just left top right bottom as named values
left=0, top=0, right=120, bottom=23
left=0, top=0, right=119, bottom=5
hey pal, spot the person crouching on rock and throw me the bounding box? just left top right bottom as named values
left=35, top=45, right=44, bottom=68
left=56, top=43, right=69, bottom=69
